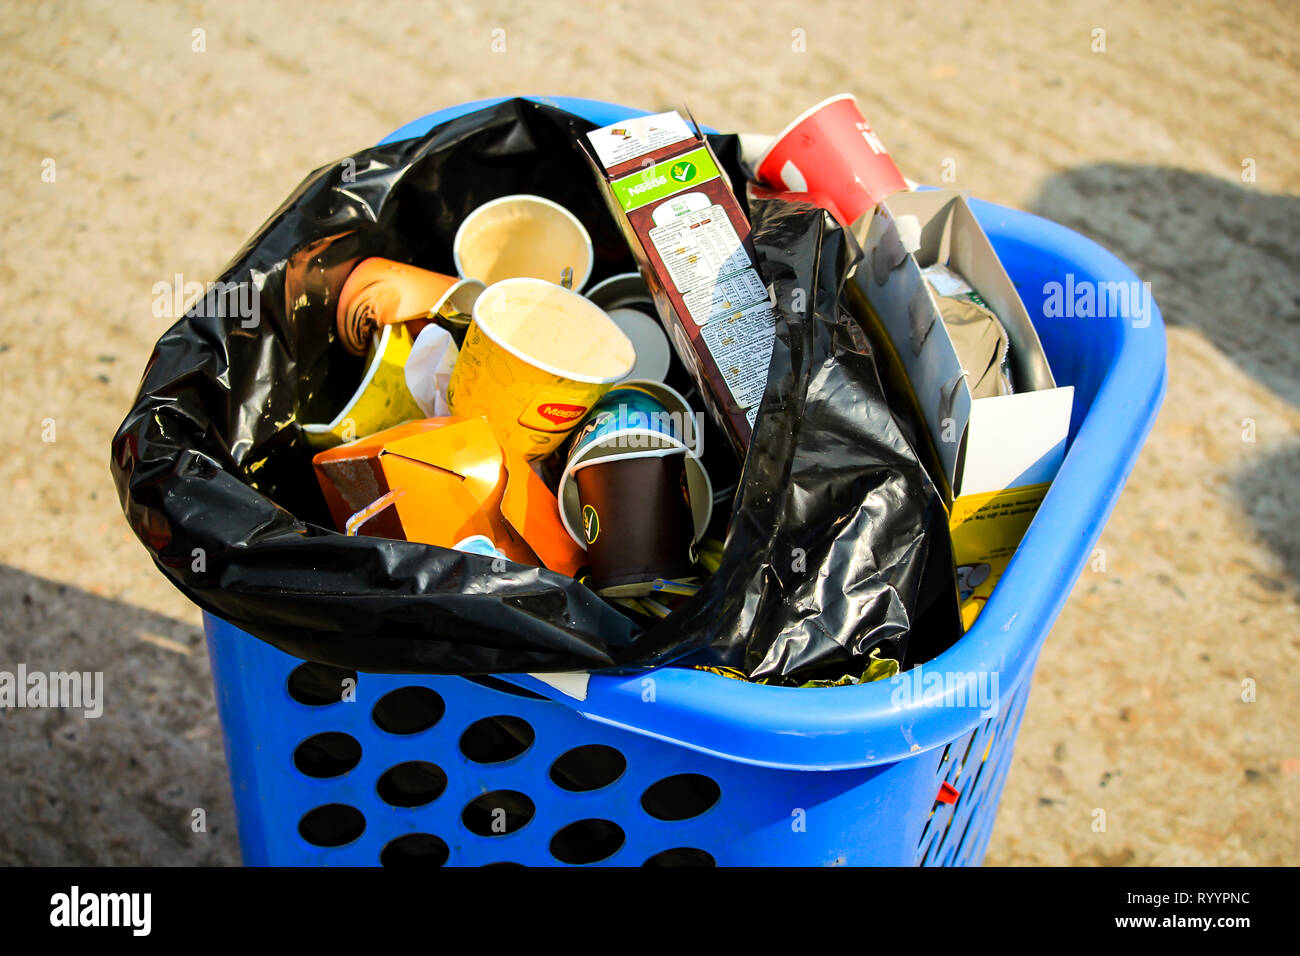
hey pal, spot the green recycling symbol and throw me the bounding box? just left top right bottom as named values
left=669, top=160, right=697, bottom=183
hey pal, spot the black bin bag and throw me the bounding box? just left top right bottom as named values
left=111, top=98, right=961, bottom=685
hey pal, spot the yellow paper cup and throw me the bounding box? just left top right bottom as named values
left=303, top=322, right=425, bottom=449
left=453, top=194, right=594, bottom=290
left=447, top=278, right=636, bottom=459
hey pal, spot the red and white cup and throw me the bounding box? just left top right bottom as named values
left=755, top=94, right=908, bottom=227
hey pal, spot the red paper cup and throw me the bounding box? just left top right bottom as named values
left=756, top=94, right=907, bottom=226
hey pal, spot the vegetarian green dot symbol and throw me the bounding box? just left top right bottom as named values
left=670, top=160, right=696, bottom=183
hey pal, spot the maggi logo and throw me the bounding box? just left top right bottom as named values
left=536, top=403, right=586, bottom=425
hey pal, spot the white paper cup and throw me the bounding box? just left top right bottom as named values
left=585, top=272, right=672, bottom=383
left=453, top=194, right=594, bottom=291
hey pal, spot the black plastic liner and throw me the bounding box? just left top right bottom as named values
left=111, top=98, right=959, bottom=685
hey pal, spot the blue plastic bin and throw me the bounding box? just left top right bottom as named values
left=202, top=96, right=1166, bottom=866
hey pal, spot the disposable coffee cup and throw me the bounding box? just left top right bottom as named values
left=335, top=257, right=484, bottom=356
left=755, top=94, right=908, bottom=227
left=446, top=278, right=636, bottom=460
left=454, top=534, right=508, bottom=560
left=585, top=272, right=672, bottom=382
left=557, top=380, right=712, bottom=553
left=302, top=321, right=425, bottom=450
left=453, top=194, right=594, bottom=291
left=575, top=453, right=696, bottom=596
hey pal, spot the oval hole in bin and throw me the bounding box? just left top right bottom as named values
left=643, top=847, right=717, bottom=867
left=293, top=732, right=362, bottom=778
left=549, top=819, right=625, bottom=865
left=372, top=686, right=445, bottom=735
left=549, top=745, right=626, bottom=792
left=459, top=716, right=535, bottom=763
left=287, top=662, right=357, bottom=706
left=462, top=790, right=535, bottom=836
left=298, top=804, right=365, bottom=847
left=377, top=761, right=448, bottom=808
left=640, top=773, right=721, bottom=821
left=380, top=833, right=449, bottom=867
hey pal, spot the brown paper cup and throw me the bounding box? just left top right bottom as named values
left=574, top=452, right=696, bottom=596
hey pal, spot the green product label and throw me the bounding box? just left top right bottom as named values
left=610, top=147, right=720, bottom=212
left=582, top=504, right=600, bottom=544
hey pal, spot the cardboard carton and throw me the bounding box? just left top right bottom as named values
left=584, top=111, right=777, bottom=458
left=849, top=189, right=1074, bottom=627
left=312, top=417, right=584, bottom=576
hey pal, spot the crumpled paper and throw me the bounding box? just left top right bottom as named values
left=404, top=323, right=459, bottom=417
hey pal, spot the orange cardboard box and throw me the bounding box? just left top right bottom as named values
left=312, top=417, right=584, bottom=576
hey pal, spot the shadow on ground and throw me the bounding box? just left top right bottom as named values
left=1029, top=162, right=1299, bottom=407
left=1030, top=164, right=1300, bottom=589
left=0, top=565, right=238, bottom=865
left=1229, top=441, right=1300, bottom=589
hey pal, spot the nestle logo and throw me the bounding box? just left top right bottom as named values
left=627, top=175, right=668, bottom=197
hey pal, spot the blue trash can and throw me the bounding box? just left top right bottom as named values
left=202, top=96, right=1166, bottom=866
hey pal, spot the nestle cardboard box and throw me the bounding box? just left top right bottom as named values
left=849, top=189, right=1074, bottom=628
left=584, top=111, right=777, bottom=458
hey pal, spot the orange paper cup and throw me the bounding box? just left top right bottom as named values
left=336, top=258, right=483, bottom=356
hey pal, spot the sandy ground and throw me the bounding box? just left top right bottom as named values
left=0, top=0, right=1296, bottom=866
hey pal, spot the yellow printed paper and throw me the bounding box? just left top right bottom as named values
left=949, top=482, right=1051, bottom=628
